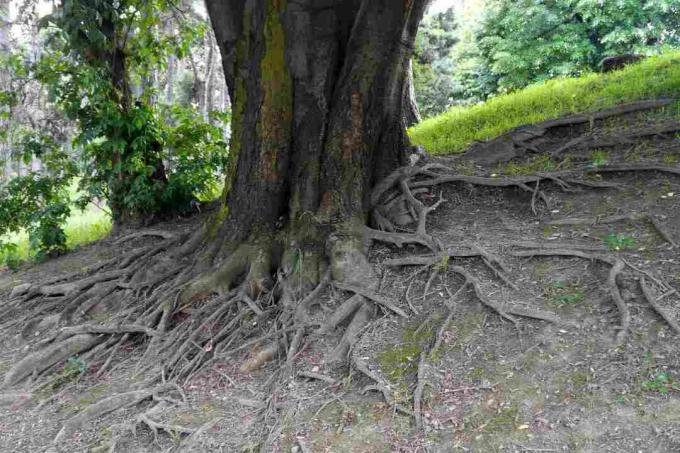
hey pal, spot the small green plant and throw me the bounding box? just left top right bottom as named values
left=0, top=243, right=21, bottom=271
left=545, top=281, right=585, bottom=307
left=589, top=150, right=609, bottom=167
left=437, top=255, right=450, bottom=272
left=36, top=356, right=88, bottom=399
left=662, top=153, right=679, bottom=166
left=642, top=372, right=678, bottom=395
left=605, top=233, right=636, bottom=251
left=543, top=225, right=559, bottom=238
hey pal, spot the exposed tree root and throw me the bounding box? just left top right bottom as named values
left=114, top=230, right=177, bottom=245
left=329, top=301, right=374, bottom=362
left=135, top=402, right=196, bottom=442
left=552, top=122, right=680, bottom=157
left=413, top=351, right=428, bottom=431
left=460, top=99, right=674, bottom=165
left=546, top=212, right=677, bottom=247
left=510, top=247, right=628, bottom=344
left=334, top=282, right=408, bottom=318
left=4, top=334, right=102, bottom=387
left=640, top=279, right=680, bottom=335
left=351, top=353, right=410, bottom=415
left=383, top=257, right=572, bottom=327
left=54, top=384, right=181, bottom=444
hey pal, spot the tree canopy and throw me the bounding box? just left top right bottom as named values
left=414, top=0, right=680, bottom=110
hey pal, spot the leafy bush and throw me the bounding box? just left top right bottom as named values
left=460, top=0, right=680, bottom=98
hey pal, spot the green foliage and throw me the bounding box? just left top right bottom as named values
left=502, top=154, right=557, bottom=176
left=0, top=0, right=228, bottom=264
left=605, top=233, right=636, bottom=251
left=409, top=52, right=680, bottom=154
left=0, top=201, right=112, bottom=269
left=163, top=107, right=229, bottom=207
left=0, top=128, right=76, bottom=261
left=460, top=0, right=680, bottom=97
left=642, top=371, right=678, bottom=395
left=413, top=8, right=459, bottom=117
left=589, top=150, right=610, bottom=167
left=36, top=0, right=226, bottom=222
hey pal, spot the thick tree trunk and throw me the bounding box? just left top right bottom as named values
left=207, top=0, right=428, bottom=251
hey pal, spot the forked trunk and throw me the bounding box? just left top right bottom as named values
left=207, top=0, right=428, bottom=248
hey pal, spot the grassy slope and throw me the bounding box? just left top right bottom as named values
left=409, top=51, right=680, bottom=155
left=1, top=192, right=111, bottom=268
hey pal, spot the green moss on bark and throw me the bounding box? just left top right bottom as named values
left=259, top=0, right=292, bottom=183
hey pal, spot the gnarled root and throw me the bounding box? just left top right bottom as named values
left=53, top=384, right=182, bottom=444
left=4, top=334, right=102, bottom=387
left=510, top=247, right=628, bottom=344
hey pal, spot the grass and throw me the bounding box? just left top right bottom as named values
left=409, top=51, right=680, bottom=155
left=0, top=200, right=112, bottom=268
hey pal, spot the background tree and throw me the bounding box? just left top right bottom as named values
left=413, top=7, right=459, bottom=117
left=0, top=0, right=228, bottom=258
left=458, top=0, right=680, bottom=98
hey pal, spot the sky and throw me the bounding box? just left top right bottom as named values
left=429, top=0, right=457, bottom=14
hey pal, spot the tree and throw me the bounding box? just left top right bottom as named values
left=182, top=0, right=430, bottom=294
left=2, top=0, right=433, bottom=432
left=0, top=0, right=228, bottom=259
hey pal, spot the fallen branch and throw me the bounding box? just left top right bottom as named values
left=297, top=371, right=338, bottom=385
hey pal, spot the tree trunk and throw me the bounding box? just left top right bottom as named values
left=202, top=29, right=215, bottom=119
left=98, top=14, right=167, bottom=226
left=206, top=0, right=427, bottom=252
left=165, top=21, right=176, bottom=105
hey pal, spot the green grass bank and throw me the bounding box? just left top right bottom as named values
left=409, top=51, right=680, bottom=155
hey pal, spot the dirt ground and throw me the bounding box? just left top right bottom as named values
left=1, top=102, right=680, bottom=452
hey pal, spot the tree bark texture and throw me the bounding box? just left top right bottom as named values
left=206, top=0, right=429, bottom=241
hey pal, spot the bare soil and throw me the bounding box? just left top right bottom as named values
left=2, top=101, right=680, bottom=452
